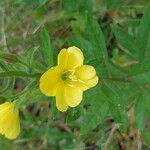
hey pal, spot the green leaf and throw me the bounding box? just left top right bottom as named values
left=85, top=14, right=110, bottom=77
left=136, top=5, right=150, bottom=61
left=62, top=0, right=93, bottom=14
left=117, top=59, right=150, bottom=87
left=0, top=53, right=28, bottom=67
left=25, top=46, right=46, bottom=72
left=101, top=80, right=128, bottom=132
left=68, top=35, right=95, bottom=63
left=106, top=0, right=119, bottom=10
left=81, top=102, right=108, bottom=135
left=141, top=129, right=150, bottom=148
left=131, top=72, right=150, bottom=84
left=80, top=84, right=108, bottom=134
left=39, top=0, right=48, bottom=6
left=40, top=27, right=54, bottom=67
left=0, top=77, right=15, bottom=96
left=25, top=46, right=39, bottom=69
left=108, top=102, right=128, bottom=133
left=0, top=61, right=15, bottom=97
left=135, top=93, right=150, bottom=130
left=66, top=108, right=81, bottom=123
left=125, top=60, right=150, bottom=76
left=22, top=0, right=48, bottom=6
left=112, top=26, right=139, bottom=59
left=105, top=0, right=135, bottom=10
left=101, top=80, right=120, bottom=106
left=14, top=80, right=38, bottom=109
left=0, top=71, right=41, bottom=78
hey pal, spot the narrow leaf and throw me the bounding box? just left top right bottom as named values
left=81, top=102, right=108, bottom=134
left=112, top=26, right=139, bottom=59
left=0, top=71, right=41, bottom=78
left=136, top=5, right=150, bottom=61
left=85, top=14, right=110, bottom=77
left=40, top=27, right=54, bottom=67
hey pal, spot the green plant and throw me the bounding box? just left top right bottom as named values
left=0, top=0, right=150, bottom=149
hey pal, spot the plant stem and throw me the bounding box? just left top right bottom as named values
left=0, top=71, right=41, bottom=78
left=103, top=124, right=119, bottom=150
left=0, top=7, right=8, bottom=51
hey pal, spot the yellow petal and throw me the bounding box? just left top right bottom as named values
left=75, top=65, right=99, bottom=90
left=57, top=48, right=68, bottom=69
left=56, top=85, right=68, bottom=112
left=65, top=85, right=83, bottom=107
left=58, top=46, right=84, bottom=69
left=40, top=66, right=61, bottom=96
left=0, top=102, right=20, bottom=139
left=75, top=65, right=96, bottom=80
left=85, top=76, right=99, bottom=89
left=0, top=102, right=10, bottom=117
left=2, top=111, right=20, bottom=139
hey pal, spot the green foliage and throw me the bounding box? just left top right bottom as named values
left=62, top=0, right=93, bottom=14
left=85, top=14, right=110, bottom=76
left=112, top=26, right=139, bottom=59
left=0, top=0, right=150, bottom=149
left=136, top=5, right=150, bottom=61
left=39, top=27, right=54, bottom=67
left=142, top=129, right=150, bottom=147
left=102, top=80, right=128, bottom=133
left=106, top=0, right=123, bottom=10
left=135, top=92, right=150, bottom=130
left=113, top=5, right=150, bottom=63
left=81, top=101, right=108, bottom=134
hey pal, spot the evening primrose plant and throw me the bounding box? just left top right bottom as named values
left=0, top=46, right=98, bottom=139
left=0, top=0, right=150, bottom=149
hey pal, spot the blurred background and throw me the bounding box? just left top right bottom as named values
left=0, top=0, right=150, bottom=149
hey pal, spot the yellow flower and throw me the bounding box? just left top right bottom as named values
left=0, top=102, right=20, bottom=139
left=40, top=46, right=98, bottom=112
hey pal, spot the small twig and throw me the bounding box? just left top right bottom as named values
left=136, top=130, right=142, bottom=150
left=117, top=44, right=131, bottom=55
left=115, top=129, right=126, bottom=150
left=53, top=120, right=72, bottom=133
left=103, top=124, right=119, bottom=150
left=23, top=18, right=31, bottom=40
left=0, top=7, right=8, bottom=51
left=120, top=61, right=138, bottom=68
left=32, top=11, right=66, bottom=34
left=127, top=104, right=135, bottom=136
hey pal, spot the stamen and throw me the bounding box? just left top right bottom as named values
left=61, top=69, right=77, bottom=82
left=61, top=71, right=71, bottom=81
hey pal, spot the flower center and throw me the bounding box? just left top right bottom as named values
left=61, top=70, right=76, bottom=81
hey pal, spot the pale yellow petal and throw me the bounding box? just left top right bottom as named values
left=0, top=102, right=20, bottom=139
left=85, top=76, right=99, bottom=89
left=57, top=48, right=68, bottom=69
left=0, top=103, right=10, bottom=118
left=65, top=85, right=83, bottom=107
left=75, top=65, right=99, bottom=90
left=58, top=46, right=84, bottom=69
left=0, top=110, right=10, bottom=134
left=75, top=65, right=96, bottom=80
left=0, top=102, right=10, bottom=109
left=7, top=115, right=20, bottom=139
left=56, top=86, right=68, bottom=112
left=2, top=111, right=20, bottom=139
left=67, top=80, right=87, bottom=91
left=40, top=66, right=61, bottom=96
